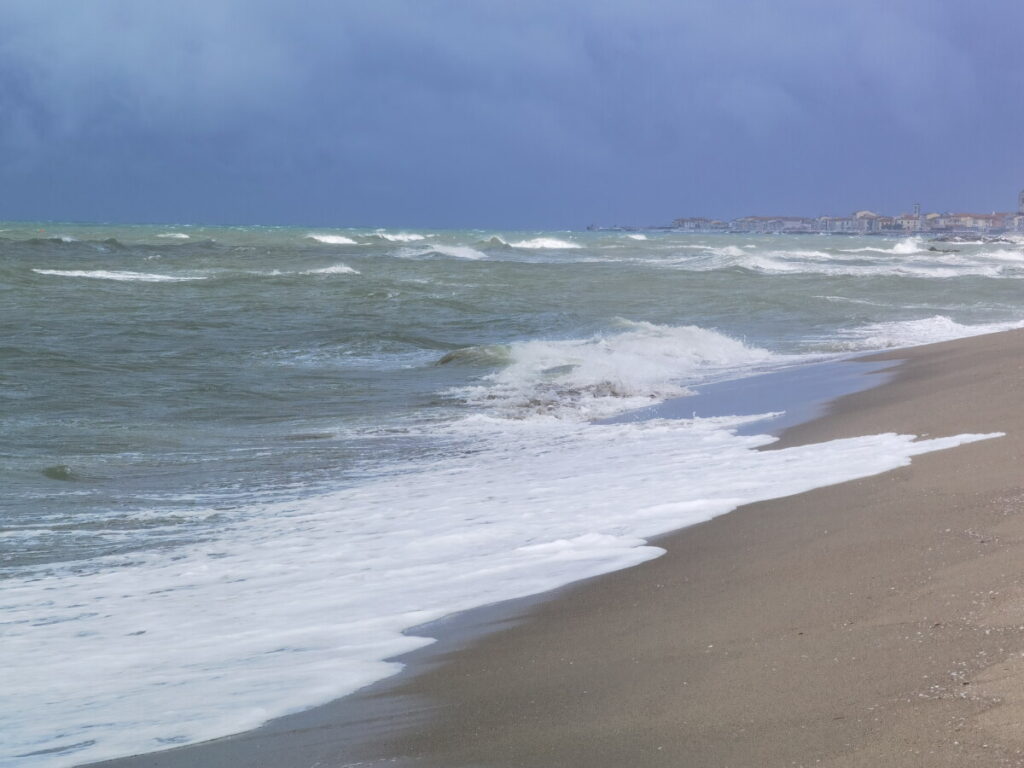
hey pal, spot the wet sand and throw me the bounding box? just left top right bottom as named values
left=89, top=329, right=1024, bottom=767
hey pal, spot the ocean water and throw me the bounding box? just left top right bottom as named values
left=1, top=224, right=1016, bottom=766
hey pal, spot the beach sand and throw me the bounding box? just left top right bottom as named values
left=89, top=328, right=1024, bottom=767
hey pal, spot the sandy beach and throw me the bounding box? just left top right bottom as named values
left=89, top=328, right=1024, bottom=768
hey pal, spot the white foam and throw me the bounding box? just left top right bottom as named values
left=374, top=231, right=426, bottom=242
left=818, top=315, right=1024, bottom=351
left=32, top=269, right=204, bottom=283
left=707, top=245, right=746, bottom=257
left=508, top=237, right=581, bottom=249
left=626, top=233, right=648, bottom=240
left=397, top=245, right=488, bottom=260
left=303, top=264, right=360, bottom=275
left=307, top=234, right=357, bottom=245
left=2, top=415, right=1000, bottom=767
left=453, top=321, right=782, bottom=420
left=155, top=233, right=190, bottom=239
left=839, top=237, right=926, bottom=255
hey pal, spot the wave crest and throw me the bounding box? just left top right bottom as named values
left=32, top=269, right=205, bottom=283
left=508, top=237, right=581, bottom=250
left=307, top=234, right=357, bottom=245
left=302, top=264, right=360, bottom=275
left=396, top=245, right=487, bottom=260
left=452, top=321, right=778, bottom=420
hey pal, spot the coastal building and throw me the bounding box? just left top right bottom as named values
left=672, top=217, right=727, bottom=231
left=816, top=216, right=859, bottom=233
left=897, top=213, right=922, bottom=231
left=658, top=192, right=1023, bottom=235
left=730, top=216, right=815, bottom=233
left=946, top=212, right=1005, bottom=230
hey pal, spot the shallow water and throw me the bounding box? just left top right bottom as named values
left=2, top=224, right=1020, bottom=766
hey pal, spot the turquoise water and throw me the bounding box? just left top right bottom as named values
left=2, top=223, right=1022, bottom=766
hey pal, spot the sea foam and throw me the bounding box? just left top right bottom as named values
left=373, top=231, right=426, bottom=242
left=32, top=269, right=204, bottom=283
left=397, top=244, right=488, bottom=260
left=508, top=237, right=581, bottom=249
left=302, top=264, right=360, bottom=275
left=307, top=234, right=358, bottom=245
left=2, top=415, right=1000, bottom=768
left=818, top=315, right=1024, bottom=351
left=451, top=321, right=784, bottom=420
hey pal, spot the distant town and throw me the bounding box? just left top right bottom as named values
left=590, top=190, right=1024, bottom=237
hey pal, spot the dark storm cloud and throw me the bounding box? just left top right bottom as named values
left=1, top=0, right=1021, bottom=227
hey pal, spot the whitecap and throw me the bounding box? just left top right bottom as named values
left=155, top=233, right=190, bottom=240
left=307, top=234, right=358, bottom=245
left=303, top=264, right=360, bottom=275
left=816, top=315, right=1024, bottom=352
left=374, top=232, right=426, bottom=242
left=452, top=320, right=783, bottom=420
left=32, top=269, right=204, bottom=283
left=396, top=245, right=487, bottom=260
left=626, top=234, right=648, bottom=240
left=508, top=237, right=581, bottom=250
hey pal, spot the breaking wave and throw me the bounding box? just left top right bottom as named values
left=450, top=321, right=781, bottom=420
left=396, top=245, right=488, bottom=260
left=508, top=237, right=581, bottom=250
left=839, top=237, right=927, bottom=255
left=372, top=232, right=426, bottom=242
left=307, top=234, right=358, bottom=245
left=302, top=264, right=360, bottom=275
left=810, top=315, right=1024, bottom=352
left=32, top=269, right=205, bottom=283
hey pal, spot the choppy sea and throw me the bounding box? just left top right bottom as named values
left=2, top=223, right=1017, bottom=766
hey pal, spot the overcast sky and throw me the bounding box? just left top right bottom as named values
left=1, top=1, right=1021, bottom=228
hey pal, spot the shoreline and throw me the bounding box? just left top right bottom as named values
left=86, top=330, right=1024, bottom=767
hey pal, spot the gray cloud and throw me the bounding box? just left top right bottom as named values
left=0, top=0, right=1021, bottom=226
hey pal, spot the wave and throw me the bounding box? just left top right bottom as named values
left=626, top=234, right=648, bottom=240
left=21, top=236, right=78, bottom=245
left=451, top=320, right=781, bottom=420
left=396, top=245, right=488, bottom=260
left=436, top=345, right=514, bottom=366
left=307, top=234, right=358, bottom=245
left=812, top=315, right=1024, bottom=352
left=480, top=235, right=510, bottom=248
left=4, top=406, right=997, bottom=767
left=508, top=237, right=581, bottom=250
left=373, top=232, right=426, bottom=242
left=32, top=269, right=205, bottom=283
left=705, top=245, right=745, bottom=257
left=664, top=249, right=1014, bottom=278
left=839, top=237, right=926, bottom=255
left=302, top=264, right=360, bottom=275
left=156, top=233, right=190, bottom=239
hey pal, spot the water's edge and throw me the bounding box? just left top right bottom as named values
left=82, top=353, right=897, bottom=768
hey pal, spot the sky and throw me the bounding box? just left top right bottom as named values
left=0, top=0, right=1022, bottom=229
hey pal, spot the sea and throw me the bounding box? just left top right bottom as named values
left=1, top=223, right=1017, bottom=767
